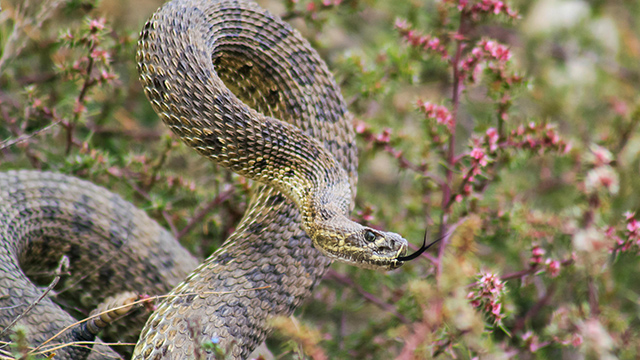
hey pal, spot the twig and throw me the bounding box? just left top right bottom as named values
left=186, top=318, right=204, bottom=360
left=588, top=276, right=599, bottom=316
left=28, top=285, right=271, bottom=356
left=396, top=323, right=429, bottom=360
left=143, top=137, right=173, bottom=192
left=0, top=119, right=62, bottom=150
left=0, top=0, right=66, bottom=72
left=512, top=283, right=557, bottom=333
left=85, top=126, right=162, bottom=141
left=325, top=270, right=409, bottom=324
left=65, top=41, right=97, bottom=155
left=0, top=256, right=69, bottom=338
left=177, top=185, right=235, bottom=239
left=124, top=178, right=178, bottom=236
left=499, top=258, right=574, bottom=283
left=615, top=106, right=640, bottom=154
left=437, top=11, right=471, bottom=279
left=30, top=341, right=133, bottom=359
left=382, top=144, right=445, bottom=185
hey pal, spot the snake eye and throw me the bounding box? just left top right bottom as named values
left=364, top=230, right=377, bottom=242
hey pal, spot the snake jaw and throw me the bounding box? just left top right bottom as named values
left=311, top=223, right=409, bottom=271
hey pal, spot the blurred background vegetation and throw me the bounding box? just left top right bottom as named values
left=1, top=0, right=640, bottom=359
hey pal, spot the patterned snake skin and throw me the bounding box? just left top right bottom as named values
left=0, top=171, right=199, bottom=359
left=0, top=0, right=409, bottom=359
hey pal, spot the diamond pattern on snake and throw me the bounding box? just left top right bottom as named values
left=0, top=0, right=413, bottom=359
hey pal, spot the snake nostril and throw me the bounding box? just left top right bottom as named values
left=378, top=240, right=396, bottom=253
left=378, top=238, right=404, bottom=254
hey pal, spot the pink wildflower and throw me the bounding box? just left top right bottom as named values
left=417, top=100, right=454, bottom=131
left=88, top=18, right=106, bottom=32
left=91, top=48, right=110, bottom=63
left=530, top=244, right=545, bottom=265
left=470, top=147, right=488, bottom=167
left=545, top=259, right=561, bottom=277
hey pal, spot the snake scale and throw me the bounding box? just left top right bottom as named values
left=0, top=0, right=410, bottom=359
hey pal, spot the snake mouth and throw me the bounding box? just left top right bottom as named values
left=368, top=247, right=407, bottom=271
left=356, top=256, right=406, bottom=271
left=345, top=245, right=409, bottom=271
left=319, top=244, right=407, bottom=271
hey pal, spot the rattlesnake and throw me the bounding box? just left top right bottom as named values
left=0, top=0, right=411, bottom=359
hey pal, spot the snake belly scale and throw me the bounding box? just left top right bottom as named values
left=0, top=0, right=409, bottom=359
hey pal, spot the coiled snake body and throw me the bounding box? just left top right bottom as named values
left=0, top=0, right=408, bottom=359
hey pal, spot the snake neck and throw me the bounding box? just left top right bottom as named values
left=298, top=176, right=351, bottom=232
left=298, top=180, right=407, bottom=271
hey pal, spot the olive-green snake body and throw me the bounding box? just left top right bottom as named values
left=0, top=0, right=409, bottom=358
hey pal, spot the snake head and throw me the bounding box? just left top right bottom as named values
left=312, top=223, right=409, bottom=271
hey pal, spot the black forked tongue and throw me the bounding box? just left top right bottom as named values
left=396, top=229, right=443, bottom=262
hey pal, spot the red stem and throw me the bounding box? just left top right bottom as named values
left=326, top=270, right=410, bottom=324
left=176, top=187, right=235, bottom=240
left=66, top=42, right=97, bottom=155
left=437, top=11, right=469, bottom=279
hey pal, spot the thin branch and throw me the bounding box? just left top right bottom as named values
left=87, top=125, right=162, bottom=141
left=27, top=341, right=132, bottom=359
left=614, top=107, right=640, bottom=155
left=0, top=119, right=62, bottom=150
left=124, top=178, right=178, bottom=236
left=437, top=11, right=470, bottom=279
left=0, top=0, right=66, bottom=72
left=27, top=285, right=271, bottom=356
left=0, top=256, right=69, bottom=338
left=588, top=276, right=599, bottom=316
left=143, top=138, right=173, bottom=192
left=499, top=258, right=574, bottom=283
left=65, top=42, right=97, bottom=155
left=186, top=318, right=205, bottom=360
left=325, top=270, right=409, bottom=324
left=382, top=144, right=445, bottom=185
left=512, top=283, right=557, bottom=333
left=177, top=185, right=235, bottom=240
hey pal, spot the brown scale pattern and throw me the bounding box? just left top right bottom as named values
left=1, top=0, right=408, bottom=359
left=0, top=171, right=198, bottom=359
left=137, top=0, right=407, bottom=272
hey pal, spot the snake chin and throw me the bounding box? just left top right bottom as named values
left=322, top=250, right=406, bottom=271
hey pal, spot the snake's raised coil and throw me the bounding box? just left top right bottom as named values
left=0, top=0, right=409, bottom=359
